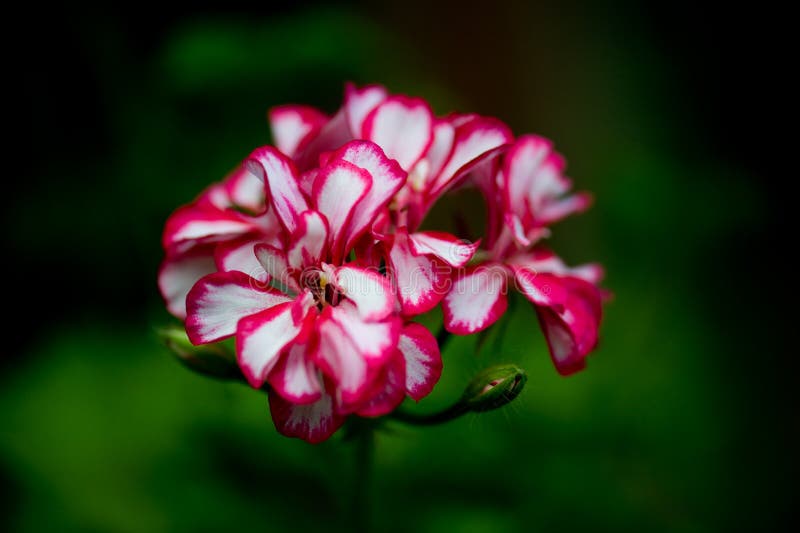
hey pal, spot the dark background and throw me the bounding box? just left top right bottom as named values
left=3, top=2, right=794, bottom=531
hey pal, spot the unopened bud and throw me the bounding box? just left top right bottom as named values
left=460, top=364, right=527, bottom=413
left=158, top=325, right=243, bottom=382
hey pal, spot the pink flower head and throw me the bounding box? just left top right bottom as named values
left=159, top=83, right=606, bottom=442
left=442, top=135, right=606, bottom=375
left=177, top=140, right=446, bottom=442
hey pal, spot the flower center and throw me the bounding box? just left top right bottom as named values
left=301, top=267, right=342, bottom=309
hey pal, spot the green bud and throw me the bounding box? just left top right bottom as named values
left=460, top=364, right=527, bottom=413
left=158, top=325, right=244, bottom=382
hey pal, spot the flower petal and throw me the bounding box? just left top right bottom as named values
left=330, top=141, right=406, bottom=251
left=331, top=265, right=394, bottom=321
left=344, top=83, right=387, bottom=137
left=268, top=343, right=322, bottom=404
left=185, top=271, right=291, bottom=345
left=443, top=264, right=509, bottom=334
left=268, top=105, right=328, bottom=158
left=503, top=135, right=554, bottom=221
left=355, top=353, right=407, bottom=417
left=162, top=202, right=256, bottom=251
left=409, top=231, right=479, bottom=267
left=158, top=247, right=217, bottom=319
left=268, top=386, right=345, bottom=444
left=502, top=134, right=591, bottom=226
left=511, top=268, right=569, bottom=308
left=286, top=210, right=329, bottom=271
left=236, top=299, right=312, bottom=388
left=509, top=249, right=605, bottom=285
left=312, top=159, right=372, bottom=261
left=388, top=229, right=445, bottom=315
left=293, top=109, right=353, bottom=172
left=398, top=322, right=442, bottom=401
left=246, top=146, right=308, bottom=233
left=363, top=95, right=434, bottom=170
left=214, top=238, right=268, bottom=281
left=424, top=120, right=456, bottom=184
left=535, top=276, right=603, bottom=375
left=314, top=308, right=374, bottom=408
left=537, top=192, right=593, bottom=225
left=223, top=166, right=266, bottom=214
left=430, top=117, right=513, bottom=199
left=254, top=244, right=300, bottom=294
left=329, top=302, right=401, bottom=362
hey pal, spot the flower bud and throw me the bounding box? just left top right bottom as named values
left=460, top=364, right=527, bottom=413
left=158, top=325, right=244, bottom=382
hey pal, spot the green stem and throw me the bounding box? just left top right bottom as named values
left=389, top=402, right=469, bottom=426
left=352, top=428, right=373, bottom=533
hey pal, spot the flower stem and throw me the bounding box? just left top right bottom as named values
left=390, top=364, right=528, bottom=426
left=389, top=402, right=469, bottom=426
left=352, top=427, right=373, bottom=533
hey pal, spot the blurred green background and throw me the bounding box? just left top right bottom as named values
left=4, top=2, right=794, bottom=532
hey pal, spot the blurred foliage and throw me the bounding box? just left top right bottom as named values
left=2, top=2, right=784, bottom=532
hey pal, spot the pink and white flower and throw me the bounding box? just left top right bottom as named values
left=181, top=140, right=443, bottom=442
left=159, top=82, right=606, bottom=442
left=442, top=135, right=605, bottom=375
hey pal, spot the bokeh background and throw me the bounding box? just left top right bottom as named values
left=4, top=2, right=794, bottom=531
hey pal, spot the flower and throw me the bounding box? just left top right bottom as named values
left=158, top=82, right=606, bottom=442
left=158, top=166, right=279, bottom=319
left=442, top=135, right=606, bottom=375
left=182, top=141, right=443, bottom=442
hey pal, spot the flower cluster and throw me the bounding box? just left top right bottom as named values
left=159, top=84, right=605, bottom=442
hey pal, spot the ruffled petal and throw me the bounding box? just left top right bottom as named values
left=363, top=95, right=434, bottom=170
left=330, top=265, right=395, bottom=321
left=502, top=134, right=591, bottom=226
left=409, top=231, right=479, bottom=267
left=286, top=210, right=329, bottom=271
left=246, top=146, right=308, bottom=233
left=429, top=117, right=513, bottom=199
left=424, top=120, right=456, bottom=184
left=511, top=268, right=569, bottom=308
left=344, top=83, right=387, bottom=137
left=268, top=343, right=322, bottom=404
left=254, top=243, right=300, bottom=294
left=509, top=249, right=605, bottom=285
left=312, top=159, right=372, bottom=261
left=535, top=276, right=603, bottom=375
left=314, top=302, right=401, bottom=410
left=443, top=264, right=509, bottom=334
left=236, top=297, right=314, bottom=388
left=388, top=229, right=445, bottom=315
left=162, top=202, right=256, bottom=252
left=314, top=309, right=373, bottom=408
left=398, top=323, right=442, bottom=401
left=355, top=353, right=407, bottom=417
left=293, top=109, right=353, bottom=172
left=537, top=192, right=593, bottom=225
left=222, top=166, right=266, bottom=214
left=268, top=386, right=345, bottom=444
left=158, top=247, right=217, bottom=319
left=268, top=105, right=328, bottom=158
left=214, top=237, right=268, bottom=281
left=330, top=141, right=406, bottom=251
left=185, top=271, right=291, bottom=345
left=503, top=135, right=554, bottom=221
